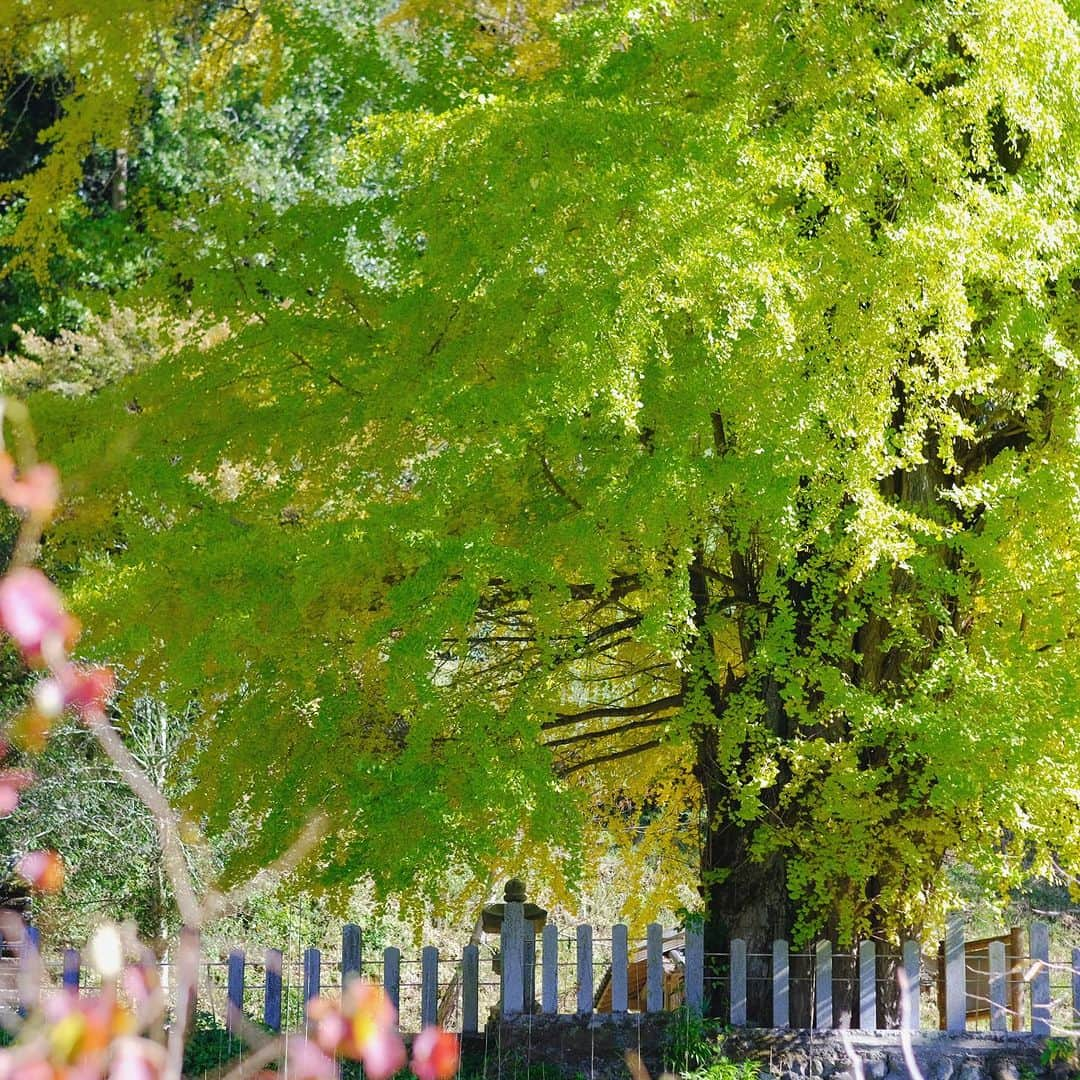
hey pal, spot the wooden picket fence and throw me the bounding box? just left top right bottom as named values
left=8, top=913, right=1080, bottom=1035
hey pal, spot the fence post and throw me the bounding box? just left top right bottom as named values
left=1072, top=947, right=1080, bottom=1028
left=303, top=947, right=321, bottom=1005
left=858, top=940, right=876, bottom=1030
left=685, top=923, right=704, bottom=1013
left=815, top=940, right=832, bottom=1030
left=421, top=946, right=438, bottom=1027
left=62, top=948, right=80, bottom=994
left=462, top=944, right=479, bottom=1034
left=541, top=924, right=558, bottom=1014
left=611, top=924, right=629, bottom=1013
left=264, top=948, right=282, bottom=1032
left=577, top=925, right=593, bottom=1015
left=730, top=939, right=747, bottom=1026
left=646, top=923, right=664, bottom=1013
left=384, top=947, right=401, bottom=1013
left=227, top=949, right=245, bottom=1032
left=19, top=925, right=41, bottom=1014
left=945, top=912, right=965, bottom=1032
left=501, top=898, right=525, bottom=1016
left=342, top=924, right=362, bottom=989
left=902, top=940, right=920, bottom=1030
left=988, top=941, right=1006, bottom=1032
left=1031, top=922, right=1050, bottom=1035
left=772, top=940, right=789, bottom=1028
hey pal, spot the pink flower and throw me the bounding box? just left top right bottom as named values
left=109, top=1037, right=164, bottom=1080
left=0, top=768, right=33, bottom=815
left=285, top=1037, right=337, bottom=1080
left=342, top=982, right=406, bottom=1080
left=0, top=568, right=78, bottom=664
left=363, top=1025, right=408, bottom=1080
left=410, top=1027, right=459, bottom=1080
left=17, top=850, right=65, bottom=892
left=0, top=454, right=59, bottom=518
left=34, top=667, right=115, bottom=720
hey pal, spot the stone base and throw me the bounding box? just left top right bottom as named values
left=473, top=1017, right=1064, bottom=1080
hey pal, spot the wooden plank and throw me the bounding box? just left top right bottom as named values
left=730, top=939, right=747, bottom=1026
left=227, top=949, right=245, bottom=1031
left=1031, top=921, right=1050, bottom=1035
left=858, top=940, right=876, bottom=1030
left=342, top=924, right=362, bottom=988
left=646, top=923, right=663, bottom=1013
left=462, top=944, right=479, bottom=1034
left=988, top=941, right=1006, bottom=1032
left=421, top=946, right=438, bottom=1027
left=303, top=947, right=321, bottom=1004
left=1072, top=947, right=1080, bottom=1028
left=611, top=924, right=629, bottom=1013
left=264, top=949, right=282, bottom=1032
left=501, top=901, right=525, bottom=1016
left=772, top=940, right=789, bottom=1028
left=384, top=947, right=401, bottom=1013
left=902, top=940, right=920, bottom=1031
left=62, top=948, right=80, bottom=994
left=815, top=940, right=832, bottom=1030
left=542, top=924, right=559, bottom=1014
left=20, top=926, right=41, bottom=1014
left=685, top=923, right=704, bottom=1013
left=577, top=925, right=593, bottom=1015
left=945, top=912, right=965, bottom=1032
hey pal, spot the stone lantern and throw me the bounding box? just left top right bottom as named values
left=482, top=879, right=547, bottom=1013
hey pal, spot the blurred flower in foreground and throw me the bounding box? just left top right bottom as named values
left=411, top=1026, right=460, bottom=1080
left=0, top=453, right=59, bottom=518
left=308, top=980, right=408, bottom=1080
left=287, top=1036, right=338, bottom=1080
left=17, top=850, right=65, bottom=892
left=34, top=666, right=115, bottom=720
left=0, top=767, right=33, bottom=814
left=0, top=567, right=78, bottom=664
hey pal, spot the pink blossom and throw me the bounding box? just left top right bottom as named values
left=0, top=768, right=33, bottom=815
left=410, top=1027, right=459, bottom=1080
left=364, top=1026, right=408, bottom=1080
left=109, top=1037, right=164, bottom=1080
left=35, top=667, right=115, bottom=720
left=0, top=568, right=78, bottom=664
left=285, top=1037, right=337, bottom=1080
left=16, top=849, right=65, bottom=892
left=0, top=454, right=59, bottom=518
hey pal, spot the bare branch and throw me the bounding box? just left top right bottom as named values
left=544, top=712, right=676, bottom=749
left=82, top=709, right=200, bottom=925
left=558, top=738, right=665, bottom=776
left=542, top=692, right=683, bottom=732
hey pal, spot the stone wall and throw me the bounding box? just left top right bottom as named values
left=467, top=1016, right=1071, bottom=1080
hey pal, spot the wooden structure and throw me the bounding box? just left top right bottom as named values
left=936, top=927, right=1024, bottom=1032
left=593, top=931, right=686, bottom=1012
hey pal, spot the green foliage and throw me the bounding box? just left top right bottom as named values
left=663, top=1007, right=727, bottom=1075
left=180, top=1010, right=252, bottom=1076
left=8, top=0, right=1080, bottom=943
left=1041, top=1037, right=1079, bottom=1071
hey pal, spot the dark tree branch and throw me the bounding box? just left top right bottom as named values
left=541, top=692, right=683, bottom=732
left=558, top=739, right=665, bottom=776
left=544, top=712, right=677, bottom=749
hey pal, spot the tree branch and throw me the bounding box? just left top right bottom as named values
left=542, top=692, right=683, bottom=732
left=558, top=738, right=665, bottom=776
left=544, top=712, right=676, bottom=748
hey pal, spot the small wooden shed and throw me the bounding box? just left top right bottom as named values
left=936, top=927, right=1024, bottom=1031
left=594, top=932, right=686, bottom=1012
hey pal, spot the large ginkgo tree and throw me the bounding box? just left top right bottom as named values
left=7, top=0, right=1080, bottom=1020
